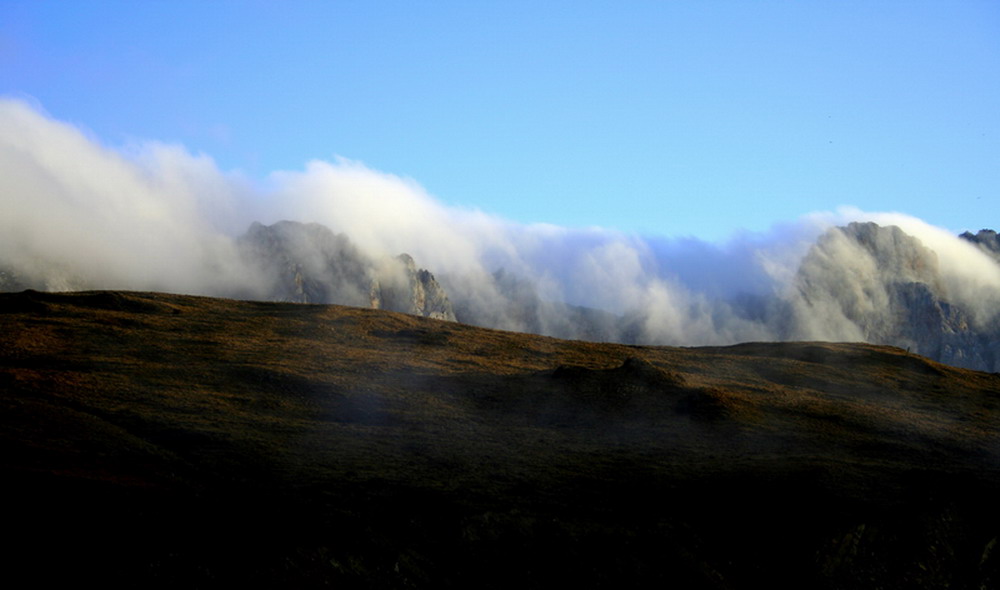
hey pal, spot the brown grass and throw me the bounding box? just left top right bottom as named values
left=1, top=289, right=998, bottom=588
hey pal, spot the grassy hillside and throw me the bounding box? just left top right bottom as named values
left=1, top=290, right=998, bottom=588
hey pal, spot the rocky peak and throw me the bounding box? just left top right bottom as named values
left=373, top=253, right=456, bottom=321
left=790, top=222, right=999, bottom=371
left=238, top=220, right=374, bottom=306
left=839, top=222, right=942, bottom=285
left=238, top=221, right=455, bottom=321
left=793, top=223, right=943, bottom=334
left=959, top=229, right=1000, bottom=263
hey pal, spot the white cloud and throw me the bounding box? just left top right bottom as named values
left=2, top=97, right=997, bottom=350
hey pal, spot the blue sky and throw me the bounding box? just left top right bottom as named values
left=2, top=1, right=998, bottom=241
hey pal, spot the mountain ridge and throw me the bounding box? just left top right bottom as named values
left=2, top=219, right=999, bottom=371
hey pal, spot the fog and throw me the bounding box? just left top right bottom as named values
left=2, top=98, right=998, bottom=353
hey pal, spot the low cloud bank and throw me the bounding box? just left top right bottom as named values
left=2, top=98, right=998, bottom=357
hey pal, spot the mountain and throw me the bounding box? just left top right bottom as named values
left=444, top=221, right=1000, bottom=372
left=237, top=220, right=456, bottom=320
left=790, top=222, right=1000, bottom=372
left=3, top=216, right=999, bottom=371
left=961, top=229, right=1000, bottom=263
left=0, top=219, right=457, bottom=322
left=2, top=290, right=998, bottom=587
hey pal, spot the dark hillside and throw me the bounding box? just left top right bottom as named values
left=1, top=290, right=998, bottom=588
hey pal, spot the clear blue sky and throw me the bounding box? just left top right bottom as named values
left=2, top=1, right=998, bottom=241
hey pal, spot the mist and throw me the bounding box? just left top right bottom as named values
left=2, top=98, right=998, bottom=358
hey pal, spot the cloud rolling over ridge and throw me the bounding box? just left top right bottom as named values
left=2, top=98, right=998, bottom=357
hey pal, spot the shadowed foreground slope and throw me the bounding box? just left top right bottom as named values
left=1, top=290, right=998, bottom=588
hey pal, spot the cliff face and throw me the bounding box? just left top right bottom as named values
left=790, top=222, right=944, bottom=344
left=447, top=222, right=1000, bottom=372
left=238, top=220, right=456, bottom=321
left=238, top=220, right=375, bottom=307
left=3, top=215, right=998, bottom=371
left=961, top=229, right=1000, bottom=263
left=790, top=222, right=1000, bottom=372
left=373, top=254, right=456, bottom=321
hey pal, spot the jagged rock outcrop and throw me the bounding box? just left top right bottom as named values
left=3, top=214, right=998, bottom=371
left=791, top=222, right=1000, bottom=372
left=374, top=254, right=455, bottom=321
left=960, top=229, right=1000, bottom=263
left=234, top=220, right=1000, bottom=370
left=238, top=221, right=456, bottom=321
left=239, top=221, right=374, bottom=306
left=791, top=222, right=942, bottom=341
